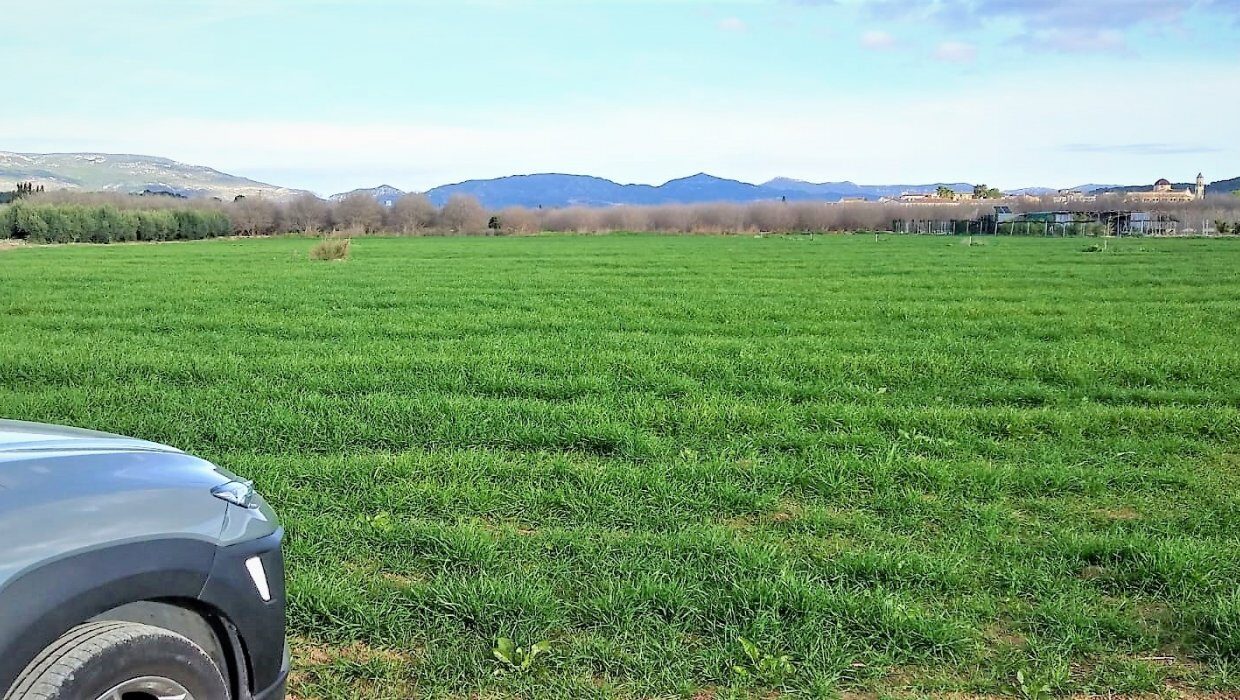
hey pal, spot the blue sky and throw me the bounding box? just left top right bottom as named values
left=4, top=0, right=1239, bottom=194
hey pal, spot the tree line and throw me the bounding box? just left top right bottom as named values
left=3, top=189, right=1239, bottom=242
left=0, top=202, right=231, bottom=243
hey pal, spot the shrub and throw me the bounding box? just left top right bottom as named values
left=309, top=237, right=350, bottom=261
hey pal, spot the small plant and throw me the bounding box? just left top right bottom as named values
left=310, top=237, right=350, bottom=261
left=1015, top=669, right=1054, bottom=700
left=492, top=637, right=552, bottom=675
left=732, top=636, right=794, bottom=685
left=356, top=511, right=394, bottom=533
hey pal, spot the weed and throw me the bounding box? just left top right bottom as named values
left=732, top=636, right=795, bottom=686
left=1015, top=669, right=1054, bottom=700
left=492, top=637, right=552, bottom=675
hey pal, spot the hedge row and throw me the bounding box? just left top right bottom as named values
left=0, top=203, right=231, bottom=243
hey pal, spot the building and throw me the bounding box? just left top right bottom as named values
left=1126, top=174, right=1204, bottom=203
left=887, top=193, right=958, bottom=204
left=1054, top=189, right=1097, bottom=204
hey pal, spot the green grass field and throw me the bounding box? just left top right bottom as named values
left=2, top=234, right=1239, bottom=698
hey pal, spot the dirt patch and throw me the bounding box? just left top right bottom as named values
left=380, top=570, right=427, bottom=587
left=292, top=636, right=420, bottom=667
left=475, top=517, right=540, bottom=537
left=982, top=623, right=1028, bottom=649
left=721, top=514, right=756, bottom=531
left=771, top=498, right=805, bottom=523
left=1080, top=565, right=1107, bottom=580
left=1097, top=506, right=1142, bottom=521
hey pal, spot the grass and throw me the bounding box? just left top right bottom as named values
left=1, top=233, right=1238, bottom=698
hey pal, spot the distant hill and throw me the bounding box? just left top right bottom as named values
left=764, top=177, right=975, bottom=199
left=0, top=152, right=310, bottom=201
left=330, top=184, right=405, bottom=207
left=1206, top=176, right=1240, bottom=195
left=1005, top=187, right=1059, bottom=196
left=424, top=174, right=636, bottom=208
left=340, top=174, right=995, bottom=209
left=1069, top=184, right=1123, bottom=193
left=420, top=173, right=804, bottom=208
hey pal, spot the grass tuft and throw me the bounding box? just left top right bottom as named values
left=310, top=237, right=351, bottom=261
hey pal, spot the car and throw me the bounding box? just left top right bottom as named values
left=0, top=419, right=287, bottom=700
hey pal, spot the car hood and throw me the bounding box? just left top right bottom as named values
left=0, top=419, right=182, bottom=455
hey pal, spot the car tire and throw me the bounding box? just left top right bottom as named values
left=3, top=620, right=229, bottom=700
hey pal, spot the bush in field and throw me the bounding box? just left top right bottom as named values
left=309, top=237, right=350, bottom=261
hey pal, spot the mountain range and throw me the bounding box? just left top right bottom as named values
left=343, top=174, right=982, bottom=209
left=2, top=151, right=1234, bottom=208
left=0, top=152, right=310, bottom=201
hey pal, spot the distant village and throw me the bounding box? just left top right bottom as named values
left=884, top=174, right=1207, bottom=205
left=888, top=174, right=1223, bottom=237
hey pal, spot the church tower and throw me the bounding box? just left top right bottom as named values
left=1196, top=173, right=1206, bottom=200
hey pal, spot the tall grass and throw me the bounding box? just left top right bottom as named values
left=0, top=234, right=1237, bottom=697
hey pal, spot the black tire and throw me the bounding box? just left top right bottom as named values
left=4, top=621, right=229, bottom=700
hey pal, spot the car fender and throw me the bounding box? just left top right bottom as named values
left=0, top=537, right=218, bottom=693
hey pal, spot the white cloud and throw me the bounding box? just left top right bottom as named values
left=859, top=30, right=896, bottom=50
left=717, top=17, right=747, bottom=32
left=932, top=40, right=977, bottom=63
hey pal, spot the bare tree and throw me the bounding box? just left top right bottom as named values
left=496, top=206, right=540, bottom=235
left=333, top=193, right=385, bottom=232
left=745, top=201, right=796, bottom=233
left=285, top=194, right=330, bottom=233
left=229, top=196, right=280, bottom=235
left=440, top=194, right=488, bottom=234
left=388, top=193, right=438, bottom=234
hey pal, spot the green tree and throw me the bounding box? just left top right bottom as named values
left=936, top=186, right=956, bottom=199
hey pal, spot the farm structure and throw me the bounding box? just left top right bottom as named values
left=893, top=207, right=1179, bottom=236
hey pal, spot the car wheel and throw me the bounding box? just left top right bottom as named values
left=3, top=621, right=229, bottom=700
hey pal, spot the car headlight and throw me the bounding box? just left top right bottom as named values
left=211, top=480, right=259, bottom=509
